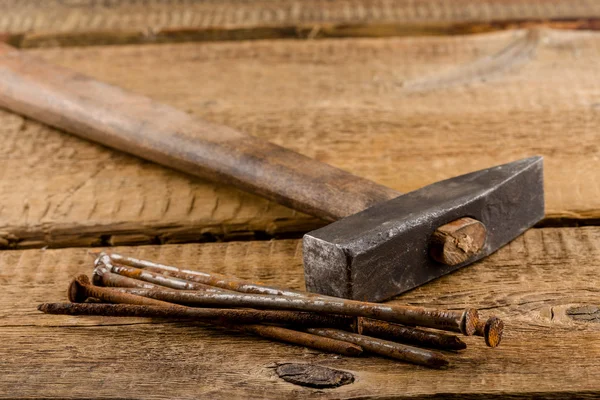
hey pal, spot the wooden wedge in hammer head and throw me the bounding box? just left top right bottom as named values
left=0, top=45, right=544, bottom=301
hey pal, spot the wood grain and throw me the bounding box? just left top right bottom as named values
left=2, top=0, right=600, bottom=47
left=2, top=226, right=600, bottom=398
left=0, top=29, right=598, bottom=248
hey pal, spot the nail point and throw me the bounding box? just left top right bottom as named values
left=429, top=354, right=450, bottom=369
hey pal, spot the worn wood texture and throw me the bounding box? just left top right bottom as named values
left=2, top=0, right=600, bottom=48
left=0, top=29, right=598, bottom=248
left=1, top=227, right=600, bottom=398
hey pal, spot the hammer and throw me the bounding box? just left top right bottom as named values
left=0, top=45, right=544, bottom=301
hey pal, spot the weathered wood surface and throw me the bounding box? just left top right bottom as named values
left=2, top=0, right=600, bottom=47
left=0, top=29, right=598, bottom=248
left=2, top=227, right=600, bottom=398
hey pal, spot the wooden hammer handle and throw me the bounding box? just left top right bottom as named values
left=0, top=45, right=399, bottom=221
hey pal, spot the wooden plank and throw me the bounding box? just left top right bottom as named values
left=0, top=29, right=598, bottom=248
left=4, top=0, right=599, bottom=33
left=2, top=226, right=600, bottom=398
left=2, top=0, right=600, bottom=47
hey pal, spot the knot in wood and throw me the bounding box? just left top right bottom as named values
left=275, top=363, right=354, bottom=389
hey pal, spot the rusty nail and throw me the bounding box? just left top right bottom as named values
left=93, top=265, right=163, bottom=289
left=95, top=255, right=233, bottom=293
left=93, top=263, right=224, bottom=294
left=229, top=324, right=363, bottom=357
left=306, top=327, right=449, bottom=369
left=357, top=317, right=467, bottom=351
left=38, top=302, right=362, bottom=357
left=475, top=316, right=504, bottom=347
left=69, top=275, right=172, bottom=306
left=102, top=285, right=478, bottom=335
left=43, top=300, right=357, bottom=327
left=102, top=252, right=322, bottom=298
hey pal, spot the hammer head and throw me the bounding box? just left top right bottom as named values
left=303, top=157, right=544, bottom=302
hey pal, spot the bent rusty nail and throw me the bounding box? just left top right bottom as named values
left=475, top=316, right=504, bottom=347
left=357, top=317, right=467, bottom=351
left=104, top=286, right=479, bottom=335
left=38, top=302, right=362, bottom=357
left=306, top=327, right=449, bottom=369
left=95, top=254, right=233, bottom=293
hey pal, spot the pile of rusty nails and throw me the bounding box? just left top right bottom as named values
left=37, top=253, right=504, bottom=369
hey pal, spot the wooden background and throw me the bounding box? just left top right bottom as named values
left=1, top=1, right=600, bottom=398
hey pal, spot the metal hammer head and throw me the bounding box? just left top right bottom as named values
left=303, top=157, right=544, bottom=302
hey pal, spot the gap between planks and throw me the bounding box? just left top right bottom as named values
left=0, top=221, right=597, bottom=251
left=2, top=19, right=600, bottom=48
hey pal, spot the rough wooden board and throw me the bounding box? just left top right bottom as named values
left=1, top=227, right=600, bottom=398
left=2, top=0, right=600, bottom=47
left=0, top=29, right=598, bottom=248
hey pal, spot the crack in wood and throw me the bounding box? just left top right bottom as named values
left=0, top=220, right=320, bottom=250
left=567, top=305, right=600, bottom=322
